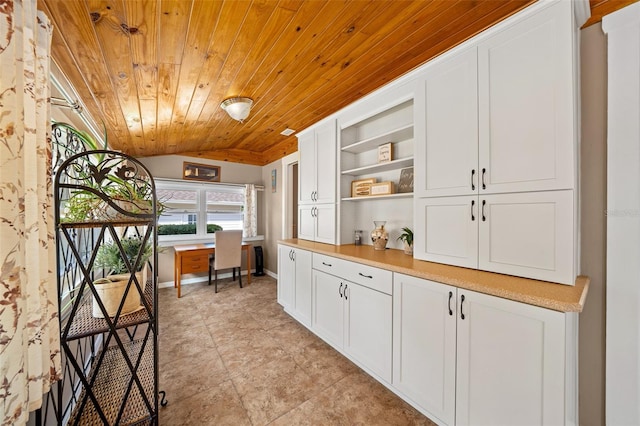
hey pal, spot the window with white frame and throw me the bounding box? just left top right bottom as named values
left=156, top=179, right=251, bottom=240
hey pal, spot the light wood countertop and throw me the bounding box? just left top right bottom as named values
left=279, top=239, right=589, bottom=313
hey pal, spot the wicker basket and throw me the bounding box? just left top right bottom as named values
left=92, top=267, right=147, bottom=318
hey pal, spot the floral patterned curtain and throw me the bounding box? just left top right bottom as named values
left=243, top=184, right=257, bottom=238
left=0, top=1, right=61, bottom=424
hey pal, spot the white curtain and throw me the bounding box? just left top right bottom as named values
left=0, top=2, right=61, bottom=424
left=243, top=184, right=257, bottom=238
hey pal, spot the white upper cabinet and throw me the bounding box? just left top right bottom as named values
left=477, top=0, right=575, bottom=194
left=415, top=47, right=479, bottom=198
left=298, top=119, right=337, bottom=205
left=415, top=1, right=576, bottom=198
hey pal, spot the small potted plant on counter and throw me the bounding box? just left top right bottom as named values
left=397, top=227, right=414, bottom=255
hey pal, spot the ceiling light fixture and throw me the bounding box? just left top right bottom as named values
left=220, top=97, right=253, bottom=123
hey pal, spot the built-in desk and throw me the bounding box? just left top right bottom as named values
left=173, top=242, right=252, bottom=298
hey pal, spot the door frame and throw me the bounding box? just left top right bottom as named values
left=281, top=151, right=299, bottom=240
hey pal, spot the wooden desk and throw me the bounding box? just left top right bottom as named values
left=173, top=242, right=252, bottom=298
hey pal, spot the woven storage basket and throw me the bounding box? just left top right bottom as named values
left=92, top=267, right=147, bottom=318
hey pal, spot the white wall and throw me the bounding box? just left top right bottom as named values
left=579, top=22, right=607, bottom=426
left=603, top=3, right=640, bottom=424
left=261, top=158, right=283, bottom=275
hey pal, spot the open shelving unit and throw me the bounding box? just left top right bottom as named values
left=338, top=96, right=415, bottom=246
left=44, top=135, right=165, bottom=425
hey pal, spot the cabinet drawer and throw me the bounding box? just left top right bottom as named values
left=181, top=253, right=209, bottom=273
left=313, top=253, right=392, bottom=295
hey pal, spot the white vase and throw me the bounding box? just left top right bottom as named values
left=371, top=221, right=389, bottom=250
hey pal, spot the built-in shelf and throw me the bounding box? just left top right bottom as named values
left=342, top=157, right=414, bottom=176
left=341, top=192, right=413, bottom=201
left=341, top=124, right=413, bottom=154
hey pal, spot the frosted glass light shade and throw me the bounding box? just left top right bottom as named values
left=221, top=97, right=253, bottom=123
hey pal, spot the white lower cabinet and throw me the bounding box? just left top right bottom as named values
left=311, top=257, right=393, bottom=383
left=393, top=273, right=576, bottom=426
left=393, top=274, right=457, bottom=425
left=414, top=190, right=574, bottom=284
left=455, top=288, right=570, bottom=426
left=277, top=245, right=312, bottom=327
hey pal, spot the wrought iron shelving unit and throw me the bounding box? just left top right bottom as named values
left=48, top=145, right=165, bottom=425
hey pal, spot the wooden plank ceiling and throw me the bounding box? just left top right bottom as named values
left=40, top=0, right=631, bottom=166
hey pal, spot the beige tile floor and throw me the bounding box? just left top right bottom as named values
left=157, top=275, right=436, bottom=425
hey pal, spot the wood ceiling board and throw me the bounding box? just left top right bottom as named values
left=157, top=0, right=191, bottom=65
left=41, top=0, right=130, bottom=144
left=179, top=0, right=269, bottom=146
left=168, top=1, right=223, bottom=132
left=296, top=0, right=532, bottom=131
left=228, top=1, right=389, bottom=151
left=244, top=0, right=446, bottom=147
left=42, top=0, right=585, bottom=165
left=195, top=0, right=338, bottom=152
left=88, top=0, right=144, bottom=152
left=583, top=0, right=639, bottom=26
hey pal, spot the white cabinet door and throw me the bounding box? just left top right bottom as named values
left=416, top=47, right=478, bottom=198
left=297, top=205, right=315, bottom=242
left=479, top=190, right=574, bottom=285
left=298, top=204, right=336, bottom=244
left=456, top=289, right=567, bottom=426
left=314, top=203, right=335, bottom=244
left=311, top=270, right=344, bottom=349
left=314, top=120, right=337, bottom=204
left=298, top=131, right=316, bottom=205
left=293, top=248, right=312, bottom=327
left=478, top=1, right=574, bottom=194
left=344, top=281, right=392, bottom=383
left=277, top=245, right=295, bottom=310
left=392, top=274, right=456, bottom=425
left=414, top=195, right=478, bottom=269
left=298, top=119, right=337, bottom=205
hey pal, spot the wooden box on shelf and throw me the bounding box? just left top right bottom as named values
left=351, top=178, right=377, bottom=197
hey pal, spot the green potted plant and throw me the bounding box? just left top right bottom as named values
left=91, top=236, right=152, bottom=318
left=397, top=227, right=414, bottom=255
